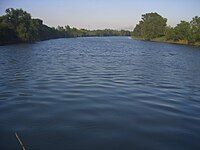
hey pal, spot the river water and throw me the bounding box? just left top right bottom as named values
left=0, top=37, right=200, bottom=150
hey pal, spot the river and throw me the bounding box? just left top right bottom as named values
left=0, top=37, right=200, bottom=150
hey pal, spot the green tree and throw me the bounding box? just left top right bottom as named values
left=132, top=23, right=143, bottom=38
left=2, top=8, right=38, bottom=42
left=190, top=16, right=200, bottom=43
left=0, top=23, right=17, bottom=44
left=164, top=26, right=175, bottom=40
left=142, top=13, right=167, bottom=40
left=174, top=21, right=191, bottom=43
left=133, top=13, right=167, bottom=40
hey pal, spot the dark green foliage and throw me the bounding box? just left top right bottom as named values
left=133, top=13, right=200, bottom=45
left=132, top=23, right=143, bottom=37
left=0, top=8, right=38, bottom=43
left=163, top=17, right=200, bottom=44
left=174, top=21, right=191, bottom=42
left=190, top=16, right=200, bottom=43
left=133, top=13, right=167, bottom=40
left=164, top=26, right=175, bottom=41
left=0, top=23, right=18, bottom=45
left=0, top=8, right=130, bottom=45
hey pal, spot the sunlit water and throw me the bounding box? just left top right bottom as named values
left=0, top=37, right=200, bottom=150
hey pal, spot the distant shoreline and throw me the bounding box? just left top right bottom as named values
left=0, top=36, right=130, bottom=46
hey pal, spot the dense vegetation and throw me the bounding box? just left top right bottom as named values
left=1, top=8, right=199, bottom=46
left=0, top=8, right=130, bottom=45
left=132, top=12, right=200, bottom=45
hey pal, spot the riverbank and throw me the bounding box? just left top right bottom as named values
left=0, top=8, right=131, bottom=46
left=132, top=36, right=200, bottom=47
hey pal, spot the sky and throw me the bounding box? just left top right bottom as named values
left=0, top=0, right=200, bottom=30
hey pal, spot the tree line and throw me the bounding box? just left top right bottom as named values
left=132, top=12, right=200, bottom=45
left=0, top=8, right=131, bottom=45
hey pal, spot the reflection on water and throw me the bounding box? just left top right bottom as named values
left=0, top=37, right=200, bottom=150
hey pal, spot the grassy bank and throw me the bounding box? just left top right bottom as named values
left=152, top=37, right=200, bottom=46
left=132, top=36, right=200, bottom=47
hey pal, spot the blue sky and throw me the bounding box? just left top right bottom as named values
left=0, top=0, right=200, bottom=30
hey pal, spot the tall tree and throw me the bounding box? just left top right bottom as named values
left=132, top=22, right=143, bottom=38
left=164, top=26, right=175, bottom=41
left=133, top=12, right=167, bottom=40
left=190, top=16, right=200, bottom=43
left=174, top=21, right=191, bottom=43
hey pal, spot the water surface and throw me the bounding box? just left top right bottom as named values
left=0, top=37, right=200, bottom=150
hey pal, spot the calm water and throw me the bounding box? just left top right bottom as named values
left=0, top=37, right=200, bottom=150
